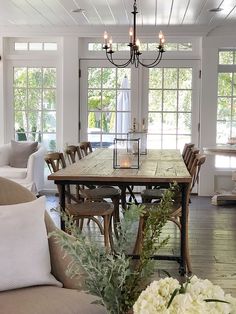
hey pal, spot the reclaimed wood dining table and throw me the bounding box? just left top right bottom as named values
left=48, top=148, right=191, bottom=275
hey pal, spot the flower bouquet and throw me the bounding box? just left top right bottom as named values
left=133, top=276, right=236, bottom=313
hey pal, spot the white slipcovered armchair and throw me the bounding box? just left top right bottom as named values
left=0, top=142, right=46, bottom=194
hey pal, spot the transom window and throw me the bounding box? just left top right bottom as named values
left=88, top=42, right=192, bottom=52
left=13, top=67, right=57, bottom=151
left=14, top=42, right=57, bottom=51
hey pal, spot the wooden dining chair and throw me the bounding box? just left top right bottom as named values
left=45, top=152, right=75, bottom=204
left=65, top=145, right=82, bottom=164
left=136, top=153, right=206, bottom=274
left=182, top=143, right=194, bottom=164
left=64, top=145, right=121, bottom=237
left=79, top=141, right=93, bottom=157
left=185, top=147, right=199, bottom=171
left=141, top=145, right=199, bottom=203
left=45, top=152, right=114, bottom=249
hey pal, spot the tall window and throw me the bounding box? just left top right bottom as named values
left=216, top=50, right=236, bottom=167
left=148, top=67, right=192, bottom=149
left=87, top=67, right=131, bottom=147
left=13, top=67, right=57, bottom=151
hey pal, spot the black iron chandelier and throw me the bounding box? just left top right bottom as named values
left=103, top=0, right=165, bottom=68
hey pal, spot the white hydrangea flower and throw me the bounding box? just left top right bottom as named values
left=133, top=276, right=236, bottom=314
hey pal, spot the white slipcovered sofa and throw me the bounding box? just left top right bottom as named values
left=0, top=142, right=46, bottom=194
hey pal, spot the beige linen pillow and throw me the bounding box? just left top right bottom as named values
left=9, top=140, right=38, bottom=168
left=0, top=196, right=62, bottom=291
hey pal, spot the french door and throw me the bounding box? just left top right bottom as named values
left=80, top=59, right=200, bottom=150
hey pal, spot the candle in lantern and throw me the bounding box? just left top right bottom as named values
left=120, top=155, right=131, bottom=168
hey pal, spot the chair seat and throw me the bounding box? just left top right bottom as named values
left=80, top=187, right=120, bottom=200
left=67, top=202, right=114, bottom=249
left=0, top=286, right=105, bottom=314
left=0, top=166, right=27, bottom=179
left=67, top=202, right=114, bottom=217
left=141, top=188, right=165, bottom=200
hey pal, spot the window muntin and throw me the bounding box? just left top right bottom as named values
left=87, top=67, right=131, bottom=148
left=147, top=67, right=192, bottom=149
left=13, top=66, right=57, bottom=151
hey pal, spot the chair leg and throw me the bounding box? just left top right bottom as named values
left=133, top=216, right=146, bottom=255
left=185, top=220, right=192, bottom=274
left=79, top=218, right=84, bottom=231
left=103, top=214, right=110, bottom=250
left=111, top=195, right=120, bottom=238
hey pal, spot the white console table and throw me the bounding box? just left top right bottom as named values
left=204, top=145, right=236, bottom=205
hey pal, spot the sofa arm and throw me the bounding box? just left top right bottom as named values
left=45, top=212, right=85, bottom=290
left=26, top=144, right=46, bottom=192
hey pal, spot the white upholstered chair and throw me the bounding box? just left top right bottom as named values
left=0, top=142, right=46, bottom=194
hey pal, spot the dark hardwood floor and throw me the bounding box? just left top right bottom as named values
left=44, top=193, right=236, bottom=297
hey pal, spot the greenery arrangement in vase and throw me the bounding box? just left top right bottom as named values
left=50, top=186, right=176, bottom=314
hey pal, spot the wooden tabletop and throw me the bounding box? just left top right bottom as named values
left=48, top=149, right=191, bottom=184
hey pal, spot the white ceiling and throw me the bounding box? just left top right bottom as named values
left=0, top=0, right=236, bottom=30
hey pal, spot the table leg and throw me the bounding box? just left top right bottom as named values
left=59, top=183, right=66, bottom=231
left=120, top=185, right=127, bottom=210
left=179, top=183, right=188, bottom=276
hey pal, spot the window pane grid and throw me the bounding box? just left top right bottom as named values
left=87, top=67, right=131, bottom=147
left=148, top=67, right=192, bottom=149
left=13, top=66, right=56, bottom=150
left=216, top=50, right=236, bottom=168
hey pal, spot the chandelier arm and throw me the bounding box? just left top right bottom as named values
left=106, top=51, right=132, bottom=68
left=136, top=51, right=164, bottom=68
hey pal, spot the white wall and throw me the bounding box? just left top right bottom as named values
left=59, top=36, right=79, bottom=149
left=0, top=37, right=6, bottom=145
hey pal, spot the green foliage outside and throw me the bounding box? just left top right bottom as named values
left=88, top=112, right=97, bottom=128
left=50, top=185, right=177, bottom=314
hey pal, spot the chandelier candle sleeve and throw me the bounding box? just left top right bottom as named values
left=102, top=0, right=165, bottom=68
left=104, top=31, right=108, bottom=45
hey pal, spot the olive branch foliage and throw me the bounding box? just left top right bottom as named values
left=49, top=184, right=177, bottom=314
